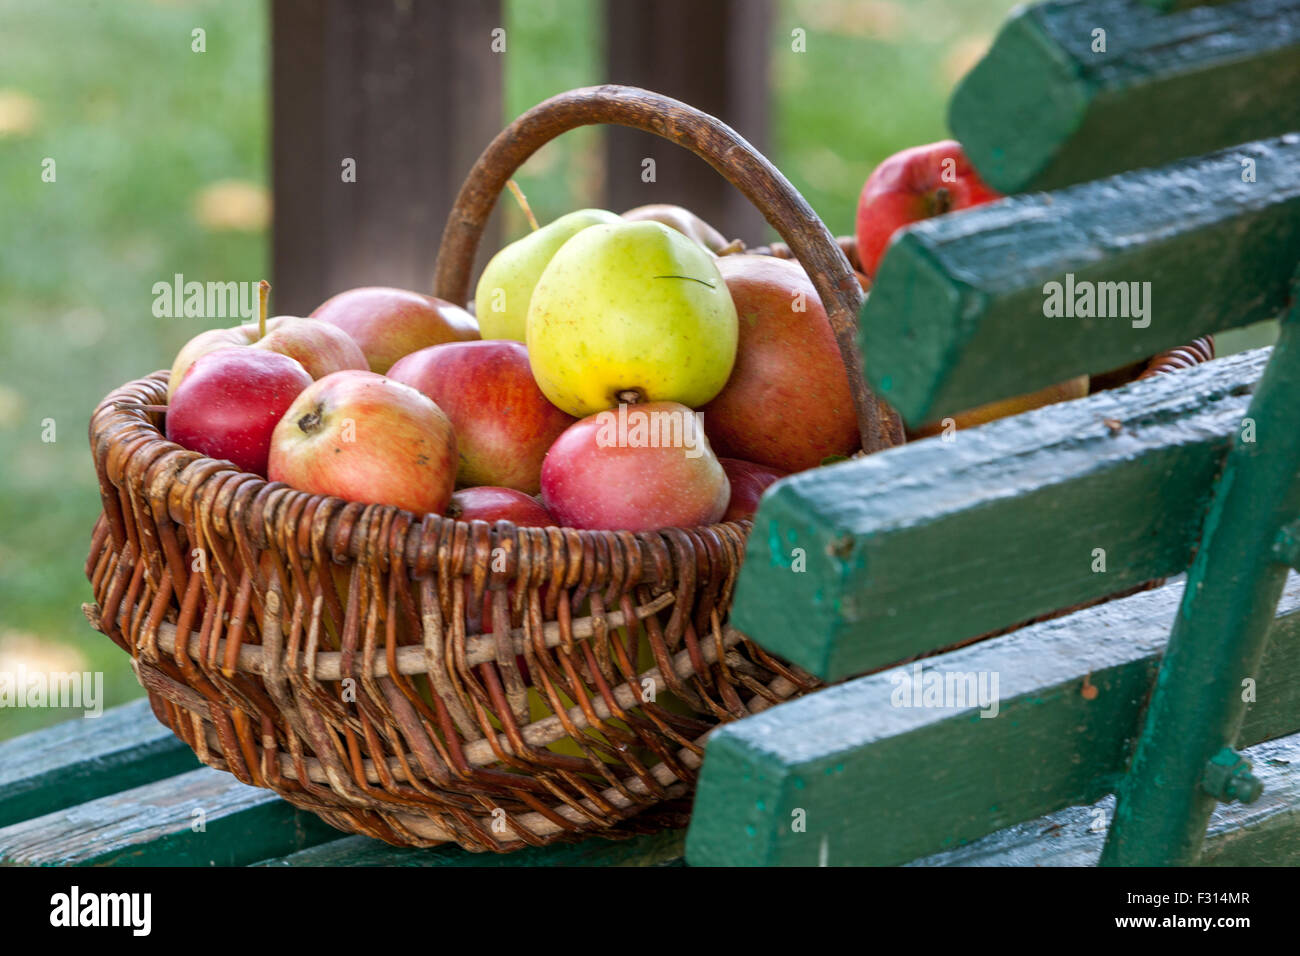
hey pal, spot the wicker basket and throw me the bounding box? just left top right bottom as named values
left=84, top=85, right=1214, bottom=852
left=83, top=86, right=901, bottom=852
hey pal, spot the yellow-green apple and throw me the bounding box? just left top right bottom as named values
left=540, top=401, right=729, bottom=531
left=621, top=204, right=730, bottom=254
left=855, top=140, right=1001, bottom=278
left=387, top=340, right=574, bottom=494
left=448, top=487, right=554, bottom=527
left=527, top=221, right=738, bottom=417
left=167, top=316, right=366, bottom=399
left=474, top=208, right=621, bottom=341
left=719, top=458, right=787, bottom=522
left=700, top=254, right=859, bottom=472
left=268, top=370, right=457, bottom=515
left=310, top=287, right=479, bottom=373
left=166, top=347, right=313, bottom=476
left=908, top=375, right=1090, bottom=439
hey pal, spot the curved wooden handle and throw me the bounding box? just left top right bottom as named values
left=432, top=84, right=899, bottom=454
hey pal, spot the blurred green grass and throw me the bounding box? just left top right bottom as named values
left=0, top=0, right=269, bottom=738
left=8, top=0, right=1263, bottom=742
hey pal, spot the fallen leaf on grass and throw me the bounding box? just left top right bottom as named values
left=194, top=179, right=270, bottom=232
left=0, top=89, right=39, bottom=138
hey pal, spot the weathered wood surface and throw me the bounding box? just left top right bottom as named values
left=949, top=0, right=1300, bottom=194
left=0, top=698, right=683, bottom=866
left=270, top=0, right=504, bottom=314
left=732, top=349, right=1265, bottom=680
left=0, top=699, right=197, bottom=830
left=686, top=571, right=1300, bottom=867
left=0, top=767, right=339, bottom=866
left=257, top=829, right=685, bottom=867
left=1104, top=312, right=1300, bottom=864
left=860, top=136, right=1300, bottom=427
left=911, top=732, right=1300, bottom=866
left=603, top=0, right=772, bottom=244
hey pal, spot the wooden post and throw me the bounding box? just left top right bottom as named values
left=602, top=0, right=773, bottom=246
left=270, top=0, right=504, bottom=316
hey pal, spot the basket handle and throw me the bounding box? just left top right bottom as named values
left=432, top=84, right=899, bottom=454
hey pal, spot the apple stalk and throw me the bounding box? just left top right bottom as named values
left=257, top=279, right=270, bottom=340
left=507, top=179, right=540, bottom=232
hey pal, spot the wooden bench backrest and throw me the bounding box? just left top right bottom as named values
left=686, top=0, right=1300, bottom=866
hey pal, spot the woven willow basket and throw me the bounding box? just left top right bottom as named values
left=84, top=85, right=1213, bottom=852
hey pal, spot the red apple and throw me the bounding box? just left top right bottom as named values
left=854, top=139, right=1001, bottom=278
left=167, top=325, right=253, bottom=399
left=388, top=340, right=574, bottom=493
left=700, top=255, right=859, bottom=472
left=540, top=401, right=729, bottom=531
left=268, top=370, right=457, bottom=515
left=168, top=316, right=367, bottom=398
left=719, top=458, right=788, bottom=522
left=166, top=347, right=313, bottom=476
left=250, top=317, right=368, bottom=379
left=310, top=287, right=479, bottom=373
left=448, top=487, right=554, bottom=527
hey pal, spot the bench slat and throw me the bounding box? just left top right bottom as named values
left=860, top=136, right=1300, bottom=427
left=732, top=349, right=1263, bottom=680
left=0, top=766, right=340, bottom=866
left=256, top=829, right=684, bottom=867
left=0, top=697, right=198, bottom=829
left=949, top=0, right=1300, bottom=193
left=686, top=571, right=1300, bottom=866
left=910, top=733, right=1300, bottom=867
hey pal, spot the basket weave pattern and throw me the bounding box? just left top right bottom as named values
left=86, top=380, right=820, bottom=848
left=83, top=86, right=871, bottom=851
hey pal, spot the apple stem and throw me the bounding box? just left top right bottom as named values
left=506, top=179, right=540, bottom=232
left=257, top=279, right=270, bottom=340
left=932, top=187, right=954, bottom=216
left=297, top=406, right=323, bottom=434
left=616, top=389, right=644, bottom=406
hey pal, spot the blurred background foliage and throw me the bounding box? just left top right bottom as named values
left=0, top=0, right=1274, bottom=739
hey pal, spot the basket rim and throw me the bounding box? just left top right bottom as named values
left=92, top=370, right=758, bottom=583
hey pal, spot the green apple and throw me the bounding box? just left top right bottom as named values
left=526, top=220, right=738, bottom=417
left=474, top=208, right=621, bottom=341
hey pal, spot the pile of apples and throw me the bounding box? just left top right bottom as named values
left=164, top=198, right=861, bottom=532
left=164, top=139, right=1046, bottom=533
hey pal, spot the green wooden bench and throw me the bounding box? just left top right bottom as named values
left=6, top=0, right=1300, bottom=867
left=0, top=699, right=687, bottom=866
left=686, top=0, right=1300, bottom=866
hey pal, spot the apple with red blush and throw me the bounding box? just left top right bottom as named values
left=701, top=254, right=859, bottom=473
left=388, top=340, right=574, bottom=494
left=166, top=347, right=313, bottom=475
left=448, top=487, right=554, bottom=527
left=168, top=315, right=366, bottom=398
left=719, top=458, right=787, bottom=522
left=540, top=401, right=729, bottom=531
left=250, top=317, right=367, bottom=379
left=311, top=286, right=479, bottom=373
left=267, top=370, right=458, bottom=515
left=855, top=139, right=1000, bottom=278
